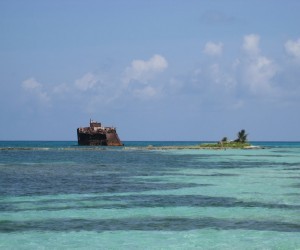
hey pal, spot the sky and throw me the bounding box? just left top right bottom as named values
left=1, top=0, right=300, bottom=141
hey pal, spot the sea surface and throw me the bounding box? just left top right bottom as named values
left=0, top=141, right=300, bottom=249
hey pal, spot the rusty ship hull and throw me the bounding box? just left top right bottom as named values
left=77, top=120, right=123, bottom=146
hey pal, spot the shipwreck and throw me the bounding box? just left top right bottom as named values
left=77, top=119, right=123, bottom=146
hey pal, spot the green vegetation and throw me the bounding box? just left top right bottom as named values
left=221, top=137, right=228, bottom=142
left=199, top=141, right=251, bottom=149
left=235, top=129, right=248, bottom=143
left=199, top=129, right=250, bottom=149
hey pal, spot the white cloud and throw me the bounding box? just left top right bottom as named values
left=203, top=42, right=223, bottom=56
left=22, top=77, right=41, bottom=90
left=209, top=63, right=236, bottom=89
left=75, top=72, right=98, bottom=91
left=189, top=34, right=279, bottom=103
left=243, top=34, right=260, bottom=56
left=285, top=38, right=300, bottom=59
left=22, top=78, right=50, bottom=103
left=243, top=56, right=277, bottom=94
left=123, top=54, right=168, bottom=84
left=239, top=34, right=278, bottom=95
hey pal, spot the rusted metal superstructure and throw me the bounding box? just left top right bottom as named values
left=77, top=119, right=123, bottom=146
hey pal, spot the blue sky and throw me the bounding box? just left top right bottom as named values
left=1, top=0, right=300, bottom=141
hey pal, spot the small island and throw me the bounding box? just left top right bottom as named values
left=198, top=129, right=255, bottom=149
left=129, top=129, right=263, bottom=150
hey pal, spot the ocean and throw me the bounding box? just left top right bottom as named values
left=0, top=141, right=300, bottom=249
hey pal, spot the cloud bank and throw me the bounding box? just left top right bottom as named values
left=21, top=35, right=300, bottom=114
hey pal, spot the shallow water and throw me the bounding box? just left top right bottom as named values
left=0, top=141, right=300, bottom=249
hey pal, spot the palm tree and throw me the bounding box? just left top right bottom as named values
left=221, top=137, right=228, bottom=142
left=235, top=129, right=248, bottom=143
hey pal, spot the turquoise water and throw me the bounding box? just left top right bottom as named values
left=0, top=141, right=300, bottom=249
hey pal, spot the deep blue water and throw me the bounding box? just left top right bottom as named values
left=0, top=141, right=300, bottom=249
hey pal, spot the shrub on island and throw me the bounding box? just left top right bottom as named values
left=199, top=129, right=250, bottom=149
